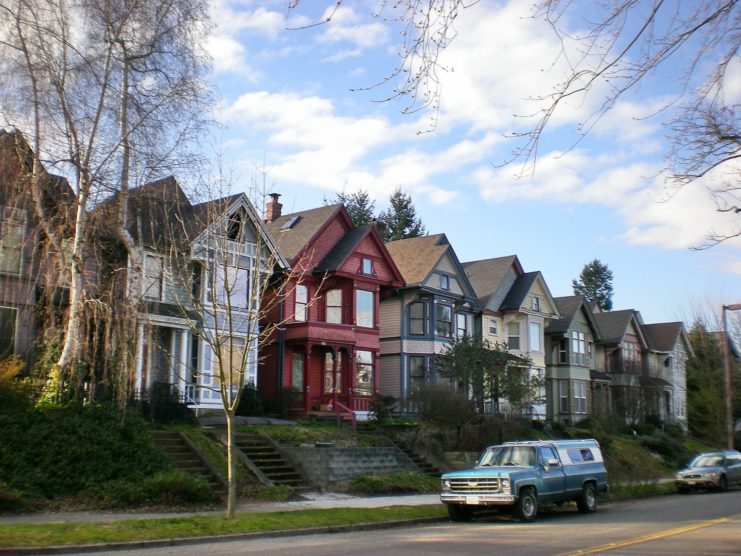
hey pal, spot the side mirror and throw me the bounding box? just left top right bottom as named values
left=547, top=458, right=560, bottom=467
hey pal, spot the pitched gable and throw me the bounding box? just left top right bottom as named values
left=265, top=204, right=345, bottom=263
left=463, top=255, right=523, bottom=311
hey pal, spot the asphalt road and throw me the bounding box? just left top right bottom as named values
left=82, top=490, right=741, bottom=555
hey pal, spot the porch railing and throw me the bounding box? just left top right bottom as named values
left=334, top=399, right=356, bottom=430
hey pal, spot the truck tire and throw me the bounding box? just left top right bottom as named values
left=515, top=487, right=538, bottom=522
left=447, top=503, right=473, bottom=522
left=577, top=483, right=597, bottom=513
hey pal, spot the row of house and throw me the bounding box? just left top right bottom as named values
left=0, top=129, right=689, bottom=427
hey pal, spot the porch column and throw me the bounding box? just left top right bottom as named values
left=178, top=330, right=189, bottom=401
left=348, top=348, right=355, bottom=411
left=303, top=345, right=311, bottom=413
left=332, top=349, right=338, bottom=408
left=134, top=322, right=145, bottom=395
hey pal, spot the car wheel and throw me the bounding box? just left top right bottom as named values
left=717, top=475, right=728, bottom=492
left=577, top=483, right=598, bottom=513
left=677, top=486, right=690, bottom=494
left=515, top=487, right=538, bottom=522
left=447, top=503, right=473, bottom=522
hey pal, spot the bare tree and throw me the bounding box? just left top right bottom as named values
left=0, top=0, right=210, bottom=393
left=289, top=1, right=740, bottom=244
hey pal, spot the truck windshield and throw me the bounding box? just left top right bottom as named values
left=479, top=446, right=536, bottom=467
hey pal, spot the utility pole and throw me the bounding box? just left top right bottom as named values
left=722, top=304, right=741, bottom=449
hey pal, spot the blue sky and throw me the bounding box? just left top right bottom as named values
left=205, top=0, right=740, bottom=326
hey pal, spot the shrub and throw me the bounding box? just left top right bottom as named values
left=411, top=383, right=476, bottom=428
left=0, top=402, right=171, bottom=498
left=370, top=394, right=396, bottom=423
left=86, top=471, right=214, bottom=508
left=347, top=471, right=439, bottom=495
left=236, top=383, right=264, bottom=417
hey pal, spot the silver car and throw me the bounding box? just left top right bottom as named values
left=675, top=450, right=741, bottom=493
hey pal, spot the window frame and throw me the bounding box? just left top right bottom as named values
left=559, top=380, right=569, bottom=413
left=325, top=288, right=343, bottom=324
left=439, top=274, right=450, bottom=290
left=456, top=313, right=467, bottom=338
left=435, top=303, right=453, bottom=338
left=507, top=321, right=521, bottom=350
left=532, top=296, right=540, bottom=311
left=355, top=350, right=374, bottom=396
left=408, top=301, right=426, bottom=336
left=0, top=206, right=24, bottom=276
left=294, top=284, right=308, bottom=322
left=356, top=289, right=375, bottom=328
left=409, top=355, right=426, bottom=389
left=361, top=257, right=373, bottom=275
left=488, top=318, right=498, bottom=335
left=529, top=321, right=542, bottom=352
left=143, top=253, right=164, bottom=300
left=292, top=351, right=304, bottom=389
left=0, top=306, right=17, bottom=358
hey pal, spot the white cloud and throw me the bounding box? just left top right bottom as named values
left=315, top=5, right=389, bottom=49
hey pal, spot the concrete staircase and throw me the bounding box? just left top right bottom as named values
left=151, top=430, right=225, bottom=495
left=396, top=442, right=444, bottom=478
left=235, top=433, right=307, bottom=489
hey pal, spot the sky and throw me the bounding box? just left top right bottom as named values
left=205, top=0, right=740, bottom=327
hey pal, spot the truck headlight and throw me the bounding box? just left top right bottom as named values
left=501, top=478, right=510, bottom=491
left=441, top=479, right=451, bottom=491
left=706, top=472, right=717, bottom=478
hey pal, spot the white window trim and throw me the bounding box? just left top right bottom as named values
left=142, top=253, right=165, bottom=301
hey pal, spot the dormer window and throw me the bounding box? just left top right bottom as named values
left=439, top=274, right=450, bottom=290
left=226, top=210, right=245, bottom=241
left=362, top=258, right=373, bottom=275
left=532, top=296, right=540, bottom=311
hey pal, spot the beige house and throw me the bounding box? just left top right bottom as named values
left=464, top=255, right=560, bottom=418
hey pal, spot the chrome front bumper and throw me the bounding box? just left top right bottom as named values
left=440, top=493, right=516, bottom=506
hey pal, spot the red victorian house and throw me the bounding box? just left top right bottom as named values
left=259, top=195, right=403, bottom=419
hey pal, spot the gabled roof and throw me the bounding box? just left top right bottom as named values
left=463, top=255, right=523, bottom=309
left=385, top=233, right=450, bottom=286
left=593, top=309, right=646, bottom=346
left=385, top=233, right=480, bottom=305
left=500, top=271, right=539, bottom=311
left=641, top=322, right=685, bottom=353
left=545, top=295, right=599, bottom=337
left=265, top=204, right=343, bottom=263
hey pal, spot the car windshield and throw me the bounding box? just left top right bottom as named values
left=690, top=455, right=723, bottom=467
left=479, top=446, right=536, bottom=467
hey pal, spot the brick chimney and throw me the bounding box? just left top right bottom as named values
left=265, top=192, right=282, bottom=222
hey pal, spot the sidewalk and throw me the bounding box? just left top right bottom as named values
left=0, top=492, right=442, bottom=525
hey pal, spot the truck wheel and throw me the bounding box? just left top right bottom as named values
left=577, top=483, right=597, bottom=513
left=447, top=504, right=473, bottom=522
left=515, top=487, right=538, bottom=522
left=677, top=486, right=690, bottom=494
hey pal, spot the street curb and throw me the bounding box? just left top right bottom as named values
left=0, top=516, right=447, bottom=554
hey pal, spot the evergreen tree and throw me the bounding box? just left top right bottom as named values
left=379, top=187, right=426, bottom=242
left=685, top=321, right=727, bottom=446
left=323, top=189, right=376, bottom=227
left=572, top=259, right=614, bottom=311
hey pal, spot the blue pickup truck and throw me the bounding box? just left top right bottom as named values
left=440, top=439, right=608, bottom=522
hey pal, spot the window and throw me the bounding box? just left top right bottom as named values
left=355, top=350, right=374, bottom=396
left=191, top=262, right=203, bottom=302
left=324, top=351, right=342, bottom=394
left=532, top=296, right=540, bottom=311
left=326, top=289, right=342, bottom=324
left=456, top=313, right=467, bottom=338
left=573, top=380, right=587, bottom=413
left=292, top=352, right=304, bottom=389
left=214, top=260, right=250, bottom=308
left=226, top=210, right=244, bottom=241
left=435, top=304, right=452, bottom=337
left=356, top=289, right=374, bottom=328
left=488, top=318, right=498, bottom=335
left=572, top=331, right=587, bottom=365
left=214, top=337, right=246, bottom=387
left=0, top=207, right=24, bottom=275
left=624, top=340, right=638, bottom=362
left=439, top=274, right=450, bottom=290
left=558, top=338, right=568, bottom=364
left=409, top=356, right=426, bottom=389
left=362, top=258, right=373, bottom=275
left=507, top=322, right=520, bottom=350
left=559, top=380, right=569, bottom=413
left=529, top=322, right=542, bottom=351
left=295, top=284, right=308, bottom=322
left=409, top=302, right=426, bottom=335
left=143, top=254, right=164, bottom=300
left=0, top=307, right=16, bottom=357
left=539, top=446, right=559, bottom=465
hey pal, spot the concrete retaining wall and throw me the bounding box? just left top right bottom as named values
left=281, top=446, right=418, bottom=487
